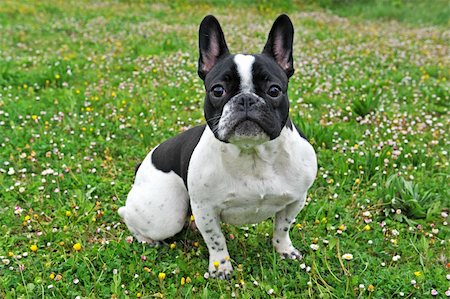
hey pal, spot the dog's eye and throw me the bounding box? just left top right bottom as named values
left=267, top=85, right=282, bottom=98
left=211, top=85, right=225, bottom=98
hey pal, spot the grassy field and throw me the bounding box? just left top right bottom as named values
left=0, top=1, right=449, bottom=298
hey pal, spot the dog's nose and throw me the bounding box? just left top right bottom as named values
left=237, top=95, right=257, bottom=111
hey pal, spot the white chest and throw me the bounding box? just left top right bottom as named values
left=188, top=126, right=317, bottom=225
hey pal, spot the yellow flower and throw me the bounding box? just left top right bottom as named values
left=338, top=224, right=346, bottom=231
left=136, top=292, right=142, bottom=298
left=414, top=271, right=422, bottom=277
left=144, top=267, right=151, bottom=273
left=73, top=243, right=82, bottom=251
left=363, top=225, right=371, bottom=231
left=49, top=273, right=55, bottom=280
left=185, top=277, right=191, bottom=284
left=24, top=215, right=31, bottom=221
left=158, top=272, right=166, bottom=281
left=368, top=284, right=375, bottom=292
left=169, top=243, right=176, bottom=249
left=30, top=245, right=38, bottom=252
left=65, top=211, right=71, bottom=217
left=213, top=261, right=220, bottom=269
left=190, top=215, right=195, bottom=222
left=55, top=74, right=60, bottom=79
left=181, top=277, right=185, bottom=286
left=355, top=178, right=361, bottom=185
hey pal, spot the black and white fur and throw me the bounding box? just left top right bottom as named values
left=119, top=14, right=317, bottom=279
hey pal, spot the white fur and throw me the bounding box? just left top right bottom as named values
left=189, top=126, right=316, bottom=225
left=118, top=147, right=189, bottom=242
left=234, top=54, right=255, bottom=93
left=188, top=125, right=317, bottom=276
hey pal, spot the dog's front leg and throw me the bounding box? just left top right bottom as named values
left=191, top=206, right=233, bottom=279
left=272, top=196, right=306, bottom=260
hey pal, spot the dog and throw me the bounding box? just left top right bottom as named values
left=118, top=14, right=317, bottom=279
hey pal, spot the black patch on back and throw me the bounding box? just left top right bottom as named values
left=151, top=125, right=206, bottom=188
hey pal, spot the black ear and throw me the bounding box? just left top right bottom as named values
left=198, top=15, right=230, bottom=80
left=262, top=14, right=294, bottom=78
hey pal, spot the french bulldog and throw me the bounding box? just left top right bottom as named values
left=118, top=14, right=317, bottom=279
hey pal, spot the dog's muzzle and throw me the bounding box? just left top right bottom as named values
left=217, top=93, right=271, bottom=144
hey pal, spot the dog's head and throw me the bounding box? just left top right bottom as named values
left=198, top=15, right=295, bottom=146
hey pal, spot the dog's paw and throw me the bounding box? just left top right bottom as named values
left=209, top=258, right=233, bottom=280
left=277, top=246, right=302, bottom=260
left=280, top=247, right=303, bottom=260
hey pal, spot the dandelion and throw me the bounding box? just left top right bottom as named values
left=368, top=284, right=375, bottom=292
left=414, top=271, right=421, bottom=277
left=72, top=243, right=82, bottom=251
left=342, top=253, right=353, bottom=261
left=55, top=274, right=62, bottom=281
left=49, top=273, right=55, bottom=280
left=158, top=272, right=166, bottom=281
left=170, top=243, right=176, bottom=249
left=213, top=261, right=220, bottom=269
left=181, top=277, right=185, bottom=286
left=363, top=224, right=371, bottom=231
left=30, top=245, right=38, bottom=252
left=65, top=211, right=71, bottom=217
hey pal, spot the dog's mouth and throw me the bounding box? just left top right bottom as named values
left=228, top=119, right=269, bottom=146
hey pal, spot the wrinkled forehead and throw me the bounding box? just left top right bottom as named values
left=204, top=54, right=286, bottom=89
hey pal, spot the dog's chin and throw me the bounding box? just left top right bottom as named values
left=228, top=120, right=269, bottom=148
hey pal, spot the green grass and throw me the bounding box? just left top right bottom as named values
left=312, top=0, right=450, bottom=27
left=0, top=1, right=449, bottom=298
